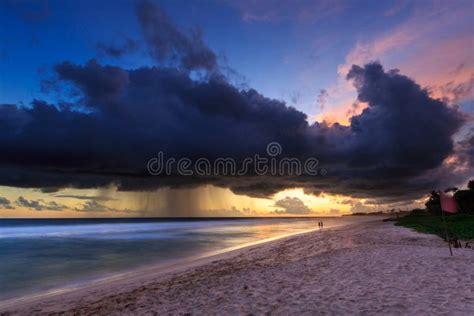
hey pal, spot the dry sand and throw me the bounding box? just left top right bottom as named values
left=1, top=220, right=473, bottom=315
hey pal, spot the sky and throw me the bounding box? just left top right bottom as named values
left=0, top=0, right=473, bottom=217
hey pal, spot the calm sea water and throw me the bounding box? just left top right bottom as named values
left=0, top=216, right=381, bottom=301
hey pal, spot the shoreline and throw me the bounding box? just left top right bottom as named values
left=2, top=219, right=473, bottom=315
left=0, top=219, right=359, bottom=310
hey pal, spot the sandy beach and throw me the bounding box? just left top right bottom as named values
left=1, top=220, right=473, bottom=315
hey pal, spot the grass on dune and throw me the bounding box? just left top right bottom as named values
left=395, top=212, right=474, bottom=241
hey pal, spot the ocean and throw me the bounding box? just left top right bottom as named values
left=0, top=216, right=381, bottom=301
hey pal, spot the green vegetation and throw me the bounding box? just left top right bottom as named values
left=396, top=212, right=474, bottom=241
left=395, top=179, right=474, bottom=241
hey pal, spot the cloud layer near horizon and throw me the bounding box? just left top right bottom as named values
left=0, top=0, right=471, bottom=204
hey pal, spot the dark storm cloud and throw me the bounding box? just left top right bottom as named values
left=54, top=60, right=130, bottom=104
left=0, top=0, right=469, bottom=205
left=274, top=197, right=312, bottom=214
left=346, top=64, right=464, bottom=172
left=135, top=0, right=217, bottom=71
left=15, top=196, right=66, bottom=211
left=0, top=60, right=466, bottom=203
left=0, top=197, right=14, bottom=210
left=54, top=194, right=117, bottom=201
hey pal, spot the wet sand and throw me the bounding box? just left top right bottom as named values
left=1, top=220, right=473, bottom=315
